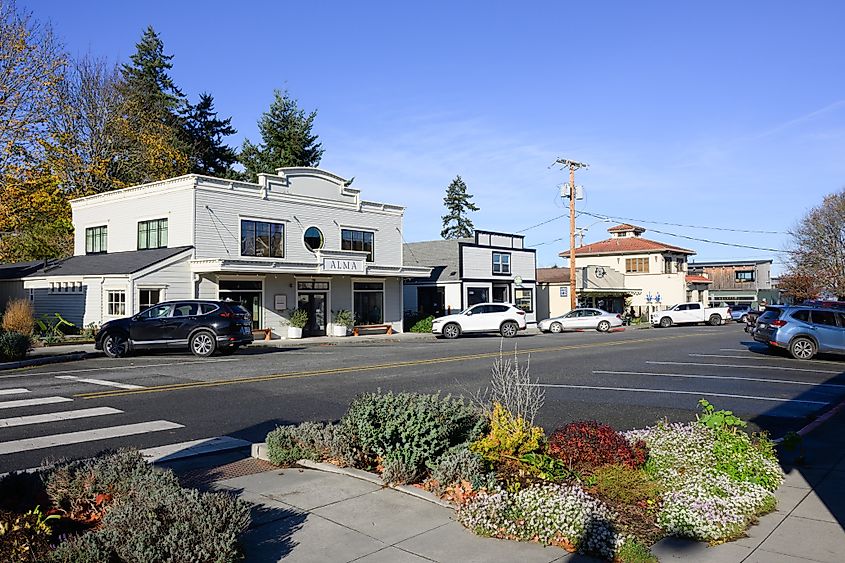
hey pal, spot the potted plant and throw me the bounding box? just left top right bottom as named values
left=287, top=308, right=308, bottom=339
left=332, top=309, right=353, bottom=337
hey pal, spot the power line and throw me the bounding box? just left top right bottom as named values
left=516, top=213, right=569, bottom=233
left=575, top=210, right=785, bottom=235
left=635, top=226, right=781, bottom=252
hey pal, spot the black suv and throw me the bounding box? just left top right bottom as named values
left=96, top=300, right=254, bottom=358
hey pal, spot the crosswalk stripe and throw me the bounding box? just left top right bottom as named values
left=0, top=388, right=29, bottom=396
left=0, top=407, right=122, bottom=428
left=0, top=420, right=184, bottom=455
left=0, top=396, right=73, bottom=410
left=55, top=375, right=144, bottom=390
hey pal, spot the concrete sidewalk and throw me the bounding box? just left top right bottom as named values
left=195, top=407, right=845, bottom=563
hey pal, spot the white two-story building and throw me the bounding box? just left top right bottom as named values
left=23, top=168, right=430, bottom=337
left=560, top=224, right=695, bottom=315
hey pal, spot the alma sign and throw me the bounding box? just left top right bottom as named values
left=323, top=258, right=365, bottom=273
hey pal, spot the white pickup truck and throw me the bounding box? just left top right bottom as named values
left=651, top=302, right=731, bottom=328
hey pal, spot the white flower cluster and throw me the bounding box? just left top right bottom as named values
left=457, top=484, right=628, bottom=559
left=625, top=422, right=781, bottom=542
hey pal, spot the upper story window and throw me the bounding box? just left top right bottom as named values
left=663, top=257, right=673, bottom=274
left=492, top=252, right=511, bottom=275
left=85, top=226, right=107, bottom=254
left=625, top=257, right=649, bottom=273
left=735, top=270, right=755, bottom=282
left=341, top=229, right=374, bottom=262
left=241, top=220, right=284, bottom=258
left=137, top=218, right=168, bottom=250
left=303, top=227, right=323, bottom=252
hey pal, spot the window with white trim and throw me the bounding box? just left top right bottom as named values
left=515, top=288, right=533, bottom=313
left=107, top=290, right=126, bottom=316
left=137, top=218, right=168, bottom=250
left=85, top=225, right=107, bottom=254
left=341, top=229, right=375, bottom=262
left=241, top=219, right=284, bottom=258
left=138, top=288, right=162, bottom=311
left=492, top=252, right=511, bottom=274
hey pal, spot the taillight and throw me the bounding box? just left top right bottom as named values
left=516, top=310, right=525, bottom=315
left=771, top=320, right=787, bottom=327
left=616, top=314, right=621, bottom=319
left=727, top=308, right=732, bottom=315
left=219, top=311, right=233, bottom=318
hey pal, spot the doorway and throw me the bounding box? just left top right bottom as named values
left=297, top=292, right=327, bottom=336
left=219, top=279, right=262, bottom=329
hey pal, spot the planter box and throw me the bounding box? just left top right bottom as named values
left=287, top=327, right=303, bottom=339
left=332, top=325, right=348, bottom=337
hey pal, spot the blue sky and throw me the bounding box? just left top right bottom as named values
left=24, top=0, right=845, bottom=271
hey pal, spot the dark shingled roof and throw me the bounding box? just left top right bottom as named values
left=25, top=247, right=193, bottom=277
left=0, top=260, right=44, bottom=280
left=403, top=240, right=467, bottom=283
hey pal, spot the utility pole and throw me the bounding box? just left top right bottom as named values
left=554, top=158, right=588, bottom=311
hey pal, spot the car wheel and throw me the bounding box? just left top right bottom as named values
left=790, top=337, right=816, bottom=360
left=550, top=322, right=563, bottom=334
left=500, top=321, right=518, bottom=338
left=218, top=345, right=239, bottom=356
left=597, top=320, right=611, bottom=332
left=190, top=330, right=216, bottom=357
left=442, top=323, right=461, bottom=339
left=102, top=333, right=128, bottom=358
left=659, top=317, right=672, bottom=328
left=708, top=314, right=722, bottom=326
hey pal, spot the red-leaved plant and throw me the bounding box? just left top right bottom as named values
left=547, top=421, right=647, bottom=472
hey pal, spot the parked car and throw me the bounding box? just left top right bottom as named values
left=651, top=302, right=731, bottom=327
left=730, top=304, right=753, bottom=323
left=538, top=308, right=623, bottom=333
left=432, top=303, right=527, bottom=339
left=753, top=303, right=845, bottom=360
left=96, top=300, right=254, bottom=358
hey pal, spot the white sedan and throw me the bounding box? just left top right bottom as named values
left=432, top=303, right=527, bottom=339
left=538, top=308, right=623, bottom=333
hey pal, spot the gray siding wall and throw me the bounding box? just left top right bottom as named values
left=0, top=280, right=26, bottom=312
left=197, top=275, right=218, bottom=299
left=31, top=289, right=86, bottom=327
left=194, top=187, right=404, bottom=267
left=461, top=246, right=536, bottom=280
left=384, top=278, right=402, bottom=331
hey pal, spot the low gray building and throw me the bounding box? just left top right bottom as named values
left=687, top=259, right=777, bottom=307
left=403, top=230, right=537, bottom=323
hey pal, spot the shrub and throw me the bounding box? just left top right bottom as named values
left=428, top=445, right=492, bottom=493
left=0, top=331, right=31, bottom=361
left=2, top=298, right=34, bottom=335
left=340, top=391, right=484, bottom=481
left=381, top=448, right=421, bottom=484
left=266, top=422, right=334, bottom=466
left=458, top=483, right=628, bottom=559
left=616, top=539, right=657, bottom=563
left=0, top=506, right=57, bottom=563
left=409, top=315, right=434, bottom=333
left=548, top=421, right=647, bottom=472
left=470, top=402, right=543, bottom=461
left=45, top=450, right=251, bottom=562
left=333, top=309, right=353, bottom=328
left=591, top=465, right=663, bottom=506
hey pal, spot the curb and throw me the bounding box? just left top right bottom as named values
left=0, top=351, right=101, bottom=371
left=774, top=395, right=845, bottom=444
left=250, top=442, right=454, bottom=509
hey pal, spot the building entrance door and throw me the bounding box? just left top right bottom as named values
left=298, top=292, right=327, bottom=337
left=219, top=280, right=262, bottom=329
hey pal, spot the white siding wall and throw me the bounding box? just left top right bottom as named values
left=132, top=256, right=193, bottom=314
left=72, top=183, right=195, bottom=255
left=193, top=187, right=404, bottom=267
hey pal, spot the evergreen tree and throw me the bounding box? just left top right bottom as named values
left=440, top=175, right=479, bottom=239
left=183, top=93, right=237, bottom=176
left=239, top=89, right=324, bottom=181
left=113, top=26, right=190, bottom=184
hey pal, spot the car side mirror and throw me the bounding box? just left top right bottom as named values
left=465, top=311, right=472, bottom=316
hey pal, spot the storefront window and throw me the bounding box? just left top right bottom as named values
left=353, top=281, right=383, bottom=324
left=467, top=287, right=488, bottom=306
left=514, top=288, right=533, bottom=313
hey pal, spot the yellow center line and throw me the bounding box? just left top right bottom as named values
left=75, top=333, right=702, bottom=400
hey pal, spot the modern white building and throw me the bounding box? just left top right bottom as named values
left=23, top=168, right=430, bottom=337
left=560, top=224, right=695, bottom=315
left=403, top=230, right=538, bottom=323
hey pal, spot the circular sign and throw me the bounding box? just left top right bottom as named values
left=514, top=276, right=523, bottom=287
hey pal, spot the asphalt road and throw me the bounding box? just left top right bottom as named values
left=2, top=323, right=844, bottom=473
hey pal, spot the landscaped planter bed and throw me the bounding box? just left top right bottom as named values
left=0, top=450, right=250, bottom=563
left=264, top=362, right=783, bottom=562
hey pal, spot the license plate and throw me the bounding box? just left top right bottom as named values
left=758, top=323, right=767, bottom=329
left=240, top=326, right=250, bottom=334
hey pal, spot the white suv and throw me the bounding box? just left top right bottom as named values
left=432, top=303, right=527, bottom=339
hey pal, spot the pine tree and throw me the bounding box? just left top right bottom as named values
left=440, top=175, right=479, bottom=239
left=183, top=93, right=237, bottom=176
left=113, top=26, right=190, bottom=184
left=239, top=89, right=324, bottom=181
